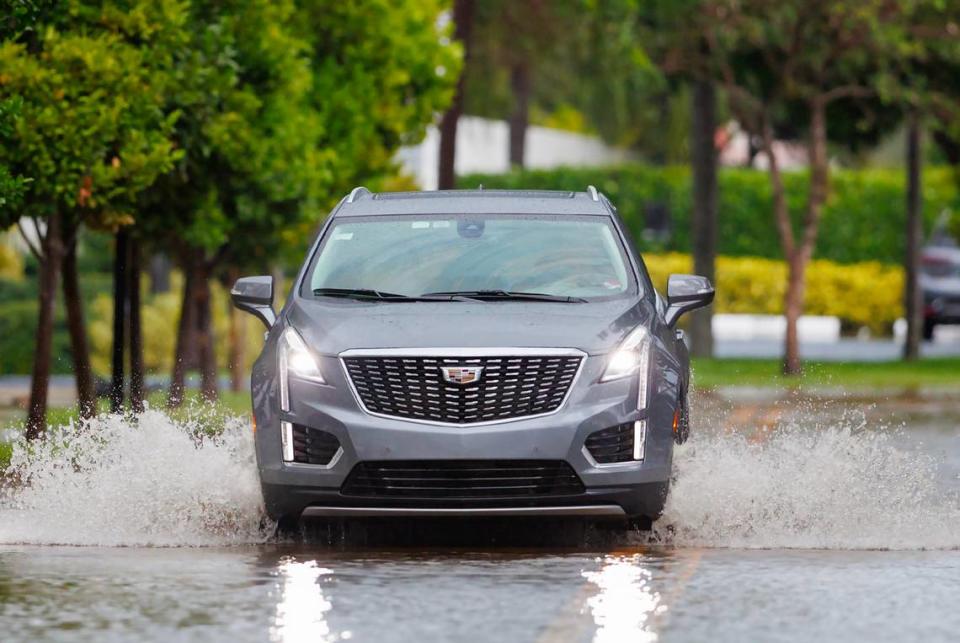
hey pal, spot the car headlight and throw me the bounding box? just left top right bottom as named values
left=601, top=325, right=651, bottom=408
left=278, top=326, right=324, bottom=412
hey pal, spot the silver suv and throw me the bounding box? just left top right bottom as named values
left=232, top=187, right=714, bottom=529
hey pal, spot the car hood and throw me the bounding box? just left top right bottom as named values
left=285, top=298, right=654, bottom=356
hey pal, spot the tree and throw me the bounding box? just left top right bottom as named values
left=465, top=1, right=586, bottom=168
left=689, top=78, right=718, bottom=357
left=438, top=0, right=473, bottom=190
left=669, top=0, right=926, bottom=374
left=137, top=0, right=459, bottom=406
left=0, top=14, right=180, bottom=435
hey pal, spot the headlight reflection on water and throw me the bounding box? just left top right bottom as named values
left=583, top=555, right=665, bottom=643
left=271, top=558, right=349, bottom=643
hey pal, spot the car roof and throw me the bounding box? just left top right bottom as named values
left=333, top=187, right=615, bottom=217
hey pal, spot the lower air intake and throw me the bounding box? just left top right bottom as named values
left=341, top=460, right=585, bottom=499
left=291, top=424, right=341, bottom=466
left=585, top=423, right=634, bottom=464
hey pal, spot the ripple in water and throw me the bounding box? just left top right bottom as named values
left=0, top=408, right=267, bottom=547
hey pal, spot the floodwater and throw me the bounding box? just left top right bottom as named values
left=1, top=391, right=959, bottom=642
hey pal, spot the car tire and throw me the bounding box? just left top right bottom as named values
left=923, top=319, right=935, bottom=341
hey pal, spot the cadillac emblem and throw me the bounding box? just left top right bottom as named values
left=440, top=366, right=483, bottom=385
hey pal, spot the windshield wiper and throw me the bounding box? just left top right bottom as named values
left=313, top=287, right=469, bottom=302
left=420, top=289, right=588, bottom=303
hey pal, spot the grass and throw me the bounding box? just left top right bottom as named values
left=691, top=357, right=960, bottom=390
left=0, top=442, right=10, bottom=471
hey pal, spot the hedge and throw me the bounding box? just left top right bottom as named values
left=459, top=165, right=960, bottom=265
left=645, top=252, right=902, bottom=333
left=0, top=299, right=73, bottom=375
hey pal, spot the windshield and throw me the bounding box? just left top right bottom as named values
left=303, top=214, right=636, bottom=301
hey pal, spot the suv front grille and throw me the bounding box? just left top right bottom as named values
left=585, top=423, right=634, bottom=464
left=341, top=460, right=585, bottom=499
left=342, top=353, right=582, bottom=424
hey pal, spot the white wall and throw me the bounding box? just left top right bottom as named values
left=397, top=116, right=634, bottom=190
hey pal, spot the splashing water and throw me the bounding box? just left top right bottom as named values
left=0, top=408, right=267, bottom=547
left=652, top=422, right=960, bottom=550
left=1, top=402, right=958, bottom=549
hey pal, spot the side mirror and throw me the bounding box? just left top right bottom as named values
left=664, top=274, right=714, bottom=328
left=231, top=276, right=276, bottom=329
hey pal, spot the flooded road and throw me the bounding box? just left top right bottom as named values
left=2, top=545, right=959, bottom=642
left=1, top=390, right=958, bottom=641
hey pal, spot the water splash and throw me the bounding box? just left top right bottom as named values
left=1, top=402, right=958, bottom=550
left=652, top=422, right=960, bottom=550
left=0, top=408, right=267, bottom=547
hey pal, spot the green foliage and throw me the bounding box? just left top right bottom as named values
left=0, top=8, right=181, bottom=231
left=460, top=164, right=960, bottom=264
left=0, top=299, right=72, bottom=374
left=463, top=0, right=662, bottom=154
left=133, top=0, right=460, bottom=271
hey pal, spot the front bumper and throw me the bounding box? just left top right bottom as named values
left=252, top=353, right=679, bottom=520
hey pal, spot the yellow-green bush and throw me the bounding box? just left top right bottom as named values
left=0, top=233, right=24, bottom=281
left=644, top=253, right=903, bottom=333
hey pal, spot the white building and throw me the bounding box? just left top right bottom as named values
left=397, top=116, right=634, bottom=190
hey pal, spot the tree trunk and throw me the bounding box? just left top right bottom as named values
left=783, top=254, right=807, bottom=376
left=110, top=228, right=129, bottom=413
left=903, top=114, right=923, bottom=360
left=227, top=267, right=247, bottom=392
left=195, top=259, right=218, bottom=402
left=25, top=211, right=64, bottom=440
left=437, top=0, right=473, bottom=190
left=782, top=99, right=830, bottom=376
left=128, top=237, right=145, bottom=412
left=689, top=79, right=718, bottom=358
left=508, top=61, right=531, bottom=168
left=61, top=225, right=95, bottom=419
left=148, top=252, right=171, bottom=294
left=168, top=252, right=196, bottom=408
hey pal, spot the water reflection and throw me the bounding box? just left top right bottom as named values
left=271, top=557, right=348, bottom=643
left=583, top=554, right=665, bottom=643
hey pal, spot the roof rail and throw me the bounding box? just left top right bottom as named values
left=346, top=186, right=372, bottom=203
left=586, top=185, right=599, bottom=201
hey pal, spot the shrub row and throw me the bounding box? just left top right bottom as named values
left=459, top=165, right=960, bottom=265
left=0, top=299, right=73, bottom=375
left=644, top=253, right=903, bottom=333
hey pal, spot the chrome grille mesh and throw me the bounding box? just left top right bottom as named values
left=342, top=353, right=582, bottom=424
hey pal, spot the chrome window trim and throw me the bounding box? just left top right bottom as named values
left=339, top=347, right=587, bottom=427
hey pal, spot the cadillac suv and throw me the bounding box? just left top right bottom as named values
left=232, top=187, right=714, bottom=528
